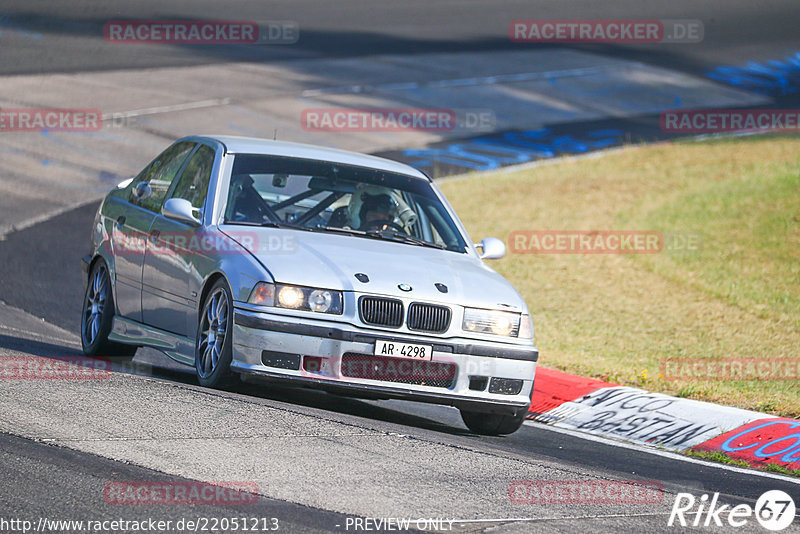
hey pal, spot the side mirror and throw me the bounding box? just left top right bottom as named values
left=476, top=237, right=506, bottom=260
left=132, top=181, right=152, bottom=200
left=162, top=198, right=202, bottom=226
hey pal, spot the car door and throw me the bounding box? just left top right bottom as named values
left=141, top=144, right=217, bottom=336
left=108, top=141, right=196, bottom=322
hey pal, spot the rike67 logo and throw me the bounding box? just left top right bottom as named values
left=669, top=490, right=796, bottom=531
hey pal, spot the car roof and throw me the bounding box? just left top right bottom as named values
left=187, top=135, right=430, bottom=181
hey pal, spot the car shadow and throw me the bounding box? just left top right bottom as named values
left=232, top=378, right=472, bottom=436
left=0, top=333, right=471, bottom=436
left=0, top=333, right=83, bottom=358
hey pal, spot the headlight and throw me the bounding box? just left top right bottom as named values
left=308, top=289, right=334, bottom=312
left=277, top=285, right=304, bottom=308
left=248, top=282, right=343, bottom=314
left=462, top=308, right=521, bottom=337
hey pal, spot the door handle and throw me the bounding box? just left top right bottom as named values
left=116, top=215, right=126, bottom=228
left=149, top=229, right=160, bottom=243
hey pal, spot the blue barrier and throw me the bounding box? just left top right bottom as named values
left=403, top=128, right=623, bottom=173
left=706, top=51, right=800, bottom=96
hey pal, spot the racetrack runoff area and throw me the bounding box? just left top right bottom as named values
left=438, top=134, right=800, bottom=474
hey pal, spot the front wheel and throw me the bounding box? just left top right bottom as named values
left=195, top=279, right=235, bottom=388
left=460, top=408, right=528, bottom=436
left=81, top=261, right=137, bottom=361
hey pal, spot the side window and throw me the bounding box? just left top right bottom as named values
left=130, top=142, right=196, bottom=212
left=168, top=145, right=215, bottom=210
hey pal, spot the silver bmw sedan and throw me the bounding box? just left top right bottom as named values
left=80, top=135, right=538, bottom=435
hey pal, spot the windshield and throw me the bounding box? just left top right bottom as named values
left=224, top=154, right=468, bottom=252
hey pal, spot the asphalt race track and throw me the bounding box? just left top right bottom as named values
left=1, top=2, right=799, bottom=532
left=3, top=0, right=800, bottom=75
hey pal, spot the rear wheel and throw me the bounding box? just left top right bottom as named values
left=81, top=261, right=137, bottom=361
left=195, top=279, right=235, bottom=388
left=460, top=408, right=527, bottom=436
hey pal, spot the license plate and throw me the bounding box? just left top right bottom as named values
left=374, top=340, right=433, bottom=361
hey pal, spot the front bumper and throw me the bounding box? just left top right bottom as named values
left=231, top=307, right=537, bottom=415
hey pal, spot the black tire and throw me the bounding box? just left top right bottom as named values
left=81, top=261, right=137, bottom=361
left=195, top=279, right=235, bottom=388
left=460, top=408, right=527, bottom=436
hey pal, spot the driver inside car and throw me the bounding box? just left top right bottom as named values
left=358, top=192, right=397, bottom=232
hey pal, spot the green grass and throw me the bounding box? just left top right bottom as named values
left=439, top=134, right=800, bottom=417
left=628, top=148, right=800, bottom=329
left=686, top=450, right=800, bottom=478
left=762, top=463, right=800, bottom=477
left=684, top=449, right=752, bottom=468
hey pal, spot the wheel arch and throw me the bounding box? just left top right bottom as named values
left=86, top=253, right=117, bottom=308
left=87, top=254, right=105, bottom=281
left=198, top=271, right=231, bottom=315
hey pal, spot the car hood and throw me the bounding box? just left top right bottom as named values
left=222, top=227, right=526, bottom=311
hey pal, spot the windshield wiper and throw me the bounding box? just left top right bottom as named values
left=229, top=223, right=445, bottom=249
left=224, top=220, right=283, bottom=228
left=315, top=225, right=444, bottom=249
left=259, top=221, right=305, bottom=230
left=366, top=230, right=445, bottom=249
left=313, top=226, right=377, bottom=238
left=226, top=220, right=315, bottom=232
